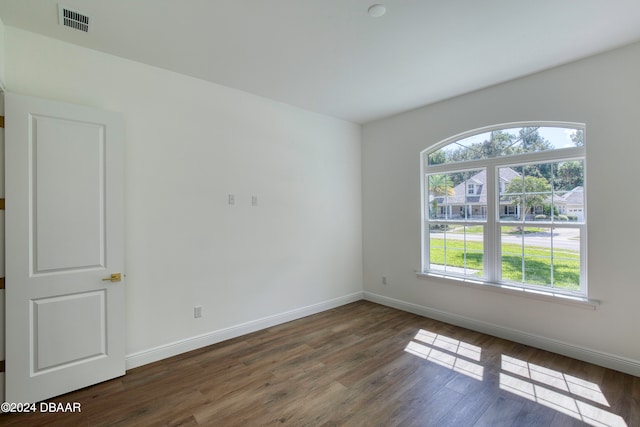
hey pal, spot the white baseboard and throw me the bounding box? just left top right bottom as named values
left=126, top=292, right=364, bottom=370
left=126, top=290, right=640, bottom=377
left=364, top=291, right=640, bottom=377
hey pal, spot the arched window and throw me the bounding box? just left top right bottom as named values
left=421, top=123, right=586, bottom=297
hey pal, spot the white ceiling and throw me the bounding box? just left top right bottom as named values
left=1, top=0, right=639, bottom=124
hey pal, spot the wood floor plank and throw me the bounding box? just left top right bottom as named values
left=1, top=300, right=637, bottom=426
left=434, top=384, right=500, bottom=427
left=473, top=394, right=526, bottom=427
left=510, top=399, right=560, bottom=427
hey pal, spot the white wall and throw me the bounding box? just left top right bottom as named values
left=362, top=41, right=640, bottom=373
left=3, top=27, right=362, bottom=362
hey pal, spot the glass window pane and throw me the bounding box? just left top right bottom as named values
left=429, top=225, right=447, bottom=273
left=430, top=225, right=484, bottom=277
left=427, top=170, right=485, bottom=221
left=552, top=229, right=581, bottom=291
left=501, top=226, right=524, bottom=283
left=554, top=160, right=585, bottom=191
left=523, top=228, right=551, bottom=286
left=499, top=166, right=523, bottom=221
left=500, top=160, right=584, bottom=224
left=522, top=165, right=553, bottom=221
left=427, top=174, right=454, bottom=219
left=428, top=126, right=583, bottom=166
left=501, top=226, right=581, bottom=291
left=553, top=160, right=584, bottom=222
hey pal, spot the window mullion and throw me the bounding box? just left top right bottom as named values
left=580, top=223, right=587, bottom=295
left=485, top=165, right=497, bottom=282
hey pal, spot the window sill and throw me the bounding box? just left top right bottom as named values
left=416, top=272, right=599, bottom=310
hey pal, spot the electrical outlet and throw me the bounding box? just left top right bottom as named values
left=194, top=306, right=202, bottom=318
left=251, top=195, right=258, bottom=206
left=228, top=194, right=235, bottom=205
left=382, top=276, right=388, bottom=285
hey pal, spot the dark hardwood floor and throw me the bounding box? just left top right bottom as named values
left=2, top=301, right=639, bottom=426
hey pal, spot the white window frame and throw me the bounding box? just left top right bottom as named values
left=420, top=122, right=587, bottom=299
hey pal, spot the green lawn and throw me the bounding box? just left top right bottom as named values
left=430, top=238, right=580, bottom=291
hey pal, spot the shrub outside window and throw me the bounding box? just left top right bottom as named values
left=421, top=123, right=586, bottom=297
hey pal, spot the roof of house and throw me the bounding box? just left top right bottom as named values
left=556, top=186, right=584, bottom=205
left=435, top=167, right=521, bottom=205
left=435, top=167, right=585, bottom=210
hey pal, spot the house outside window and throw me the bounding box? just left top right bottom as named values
left=422, top=123, right=587, bottom=297
left=503, top=205, right=517, bottom=217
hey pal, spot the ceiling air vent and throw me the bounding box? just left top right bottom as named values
left=58, top=5, right=91, bottom=33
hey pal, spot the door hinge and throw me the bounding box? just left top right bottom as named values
left=0, top=277, right=4, bottom=289
left=0, top=115, right=4, bottom=128
left=0, top=198, right=4, bottom=210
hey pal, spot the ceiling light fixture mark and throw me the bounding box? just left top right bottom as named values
left=368, top=4, right=387, bottom=18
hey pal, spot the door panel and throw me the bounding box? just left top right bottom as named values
left=33, top=290, right=107, bottom=372
left=5, top=92, right=125, bottom=403
left=32, top=115, right=106, bottom=273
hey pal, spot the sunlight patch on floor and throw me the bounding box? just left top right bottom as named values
left=500, top=355, right=626, bottom=427
left=405, top=330, right=484, bottom=380
left=403, top=330, right=627, bottom=427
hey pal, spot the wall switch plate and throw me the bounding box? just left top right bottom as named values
left=194, top=306, right=202, bottom=318
left=228, top=194, right=235, bottom=205
left=252, top=195, right=258, bottom=206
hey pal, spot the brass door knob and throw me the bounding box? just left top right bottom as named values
left=102, top=273, right=122, bottom=282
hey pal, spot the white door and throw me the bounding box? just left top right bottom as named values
left=4, top=92, right=125, bottom=403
